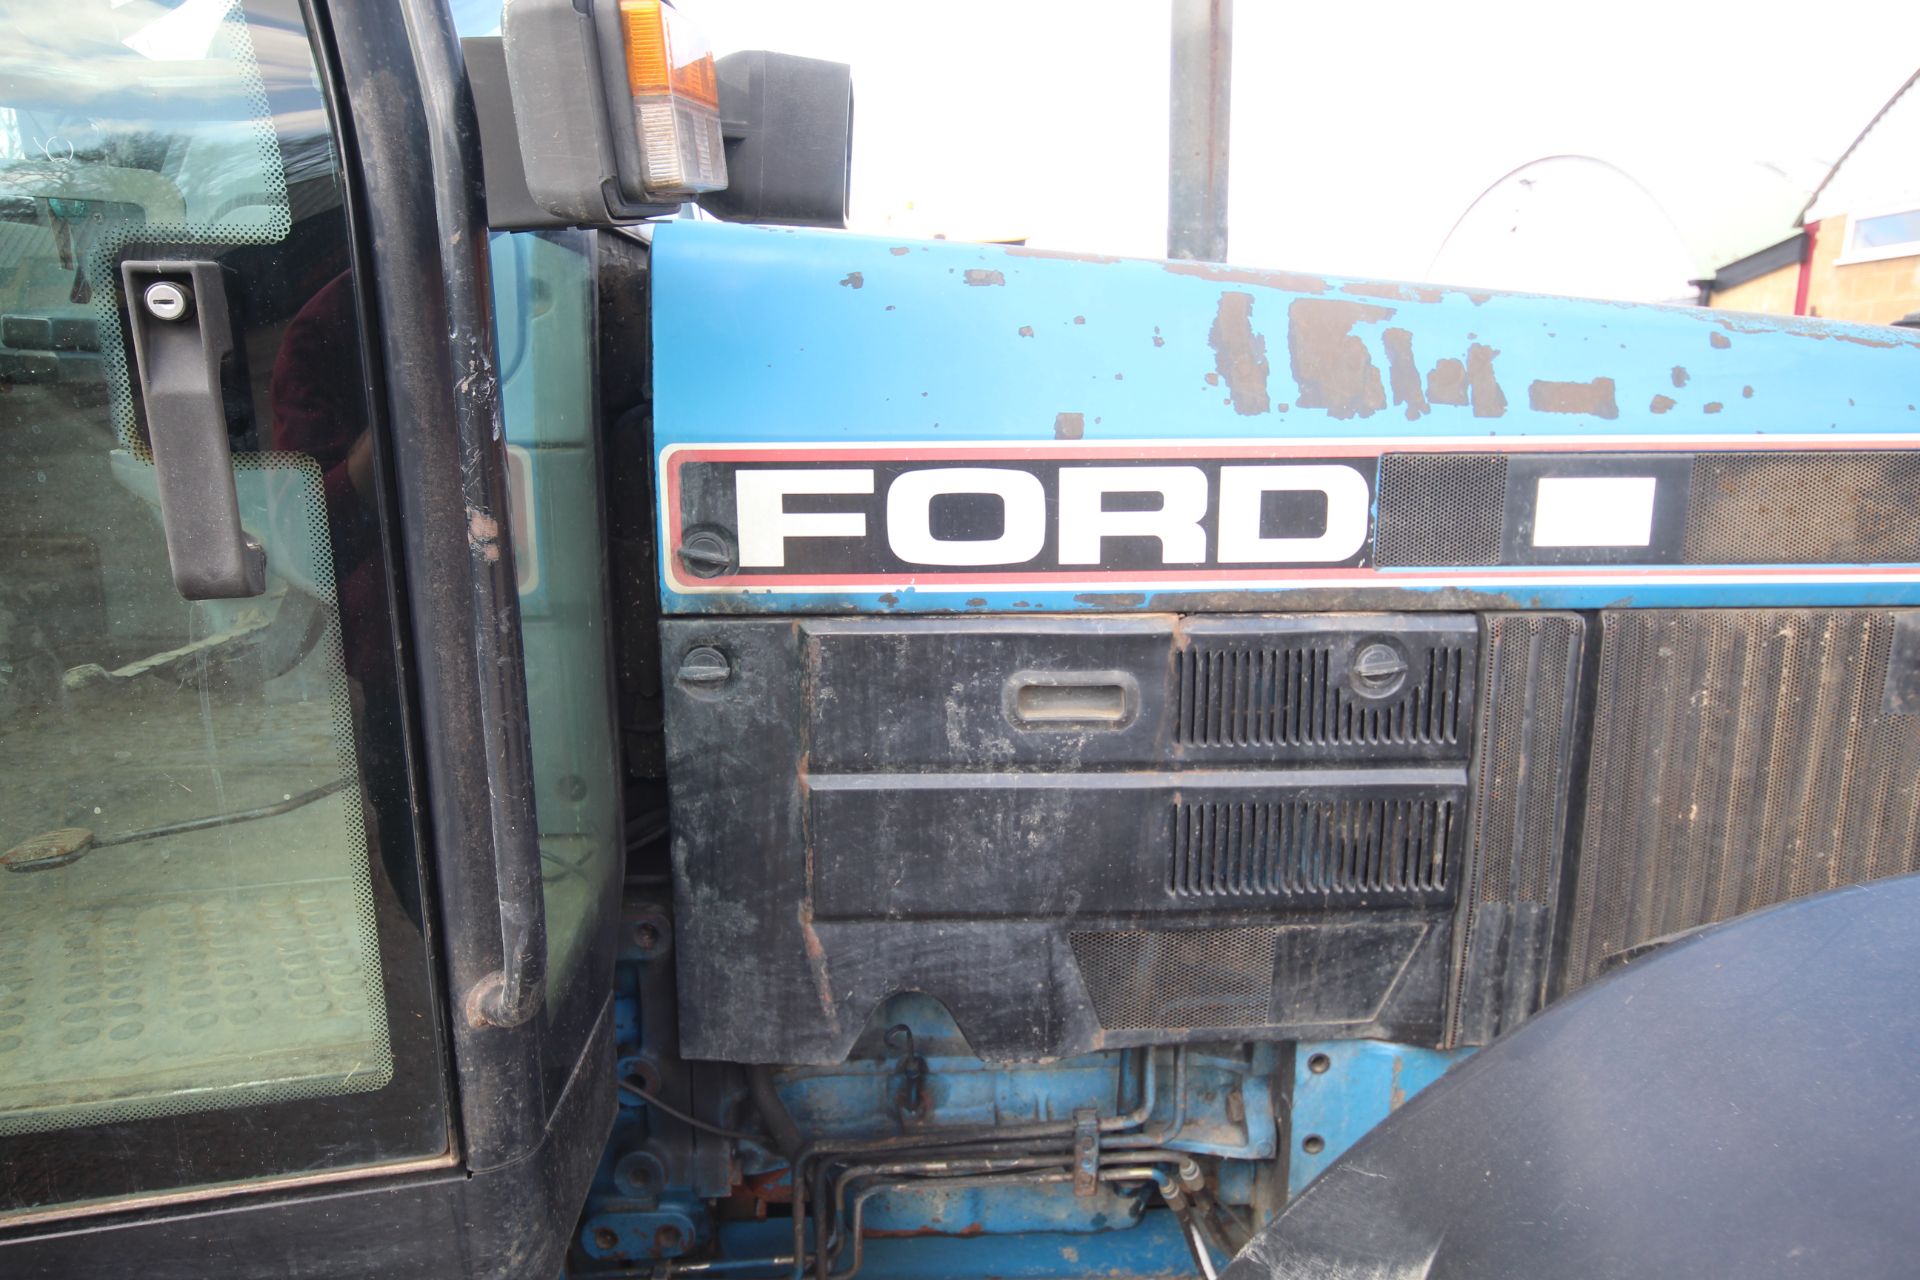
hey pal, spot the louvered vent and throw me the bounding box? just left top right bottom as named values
left=1445, top=613, right=1585, bottom=1047
left=1168, top=795, right=1457, bottom=899
left=1175, top=643, right=1469, bottom=748
left=1566, top=609, right=1920, bottom=990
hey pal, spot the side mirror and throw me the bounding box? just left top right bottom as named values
left=494, top=0, right=723, bottom=224
left=471, top=0, right=851, bottom=231
left=697, top=52, right=852, bottom=229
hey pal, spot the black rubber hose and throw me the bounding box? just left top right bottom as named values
left=748, top=1065, right=805, bottom=1160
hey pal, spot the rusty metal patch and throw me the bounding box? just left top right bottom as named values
left=1466, top=344, right=1507, bottom=418
left=1288, top=298, right=1391, bottom=420
left=1382, top=327, right=1430, bottom=421
left=1427, top=358, right=1468, bottom=406
left=1166, top=260, right=1328, bottom=294
left=1209, top=291, right=1271, bottom=415
left=1529, top=377, right=1619, bottom=419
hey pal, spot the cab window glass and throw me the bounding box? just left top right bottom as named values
left=0, top=0, right=445, bottom=1206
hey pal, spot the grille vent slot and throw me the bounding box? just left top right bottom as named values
left=1175, top=644, right=1468, bottom=748
left=1169, top=796, right=1456, bottom=898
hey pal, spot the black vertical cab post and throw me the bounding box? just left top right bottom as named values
left=0, top=0, right=613, bottom=1275
left=321, top=0, right=616, bottom=1218
left=323, top=0, right=555, bottom=1130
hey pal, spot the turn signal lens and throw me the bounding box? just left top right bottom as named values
left=617, top=0, right=727, bottom=197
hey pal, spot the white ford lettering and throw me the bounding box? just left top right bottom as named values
left=1057, top=466, right=1210, bottom=565
left=735, top=468, right=874, bottom=567
left=1216, top=464, right=1370, bottom=563
left=717, top=458, right=1374, bottom=573
left=886, top=468, right=1047, bottom=566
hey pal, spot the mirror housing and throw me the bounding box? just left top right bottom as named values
left=495, top=0, right=668, bottom=224
left=473, top=1, right=852, bottom=230
left=697, top=52, right=853, bottom=229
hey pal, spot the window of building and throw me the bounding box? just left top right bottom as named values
left=1840, top=205, right=1920, bottom=264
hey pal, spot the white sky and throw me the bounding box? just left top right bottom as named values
left=696, top=1, right=1920, bottom=300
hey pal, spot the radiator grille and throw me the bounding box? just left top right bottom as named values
left=1175, top=644, right=1469, bottom=747
left=1566, top=609, right=1920, bottom=988
left=1375, top=453, right=1507, bottom=567
left=1473, top=617, right=1580, bottom=907
left=1683, top=452, right=1920, bottom=564
left=1446, top=614, right=1584, bottom=1046
left=1168, top=796, right=1455, bottom=898
left=1069, top=928, right=1276, bottom=1030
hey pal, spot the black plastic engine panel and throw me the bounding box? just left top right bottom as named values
left=663, top=614, right=1483, bottom=1063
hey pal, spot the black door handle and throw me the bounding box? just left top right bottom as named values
left=120, top=259, right=266, bottom=600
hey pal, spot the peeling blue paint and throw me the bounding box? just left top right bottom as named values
left=650, top=221, right=1920, bottom=614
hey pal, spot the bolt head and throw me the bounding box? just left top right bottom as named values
left=676, top=529, right=734, bottom=578
left=142, top=280, right=191, bottom=323
left=1349, top=641, right=1410, bottom=698
left=677, top=645, right=731, bottom=687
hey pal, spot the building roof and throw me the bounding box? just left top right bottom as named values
left=1803, top=68, right=1920, bottom=225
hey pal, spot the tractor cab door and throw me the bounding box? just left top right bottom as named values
left=0, top=0, right=451, bottom=1206
left=0, top=2, right=619, bottom=1270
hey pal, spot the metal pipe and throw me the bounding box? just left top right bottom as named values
left=667, top=1258, right=799, bottom=1277
left=1110, top=1045, right=1191, bottom=1148
left=812, top=1141, right=1085, bottom=1266
left=1167, top=0, right=1232, bottom=262
left=1102, top=1046, right=1158, bottom=1132
left=1102, top=1165, right=1217, bottom=1280
left=831, top=1173, right=1079, bottom=1280
left=789, top=1048, right=1166, bottom=1280
left=826, top=1164, right=1217, bottom=1280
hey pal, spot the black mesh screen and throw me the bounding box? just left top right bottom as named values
left=1374, top=454, right=1507, bottom=567
left=1376, top=450, right=1920, bottom=569
left=1683, top=452, right=1920, bottom=564
left=1069, top=928, right=1276, bottom=1030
